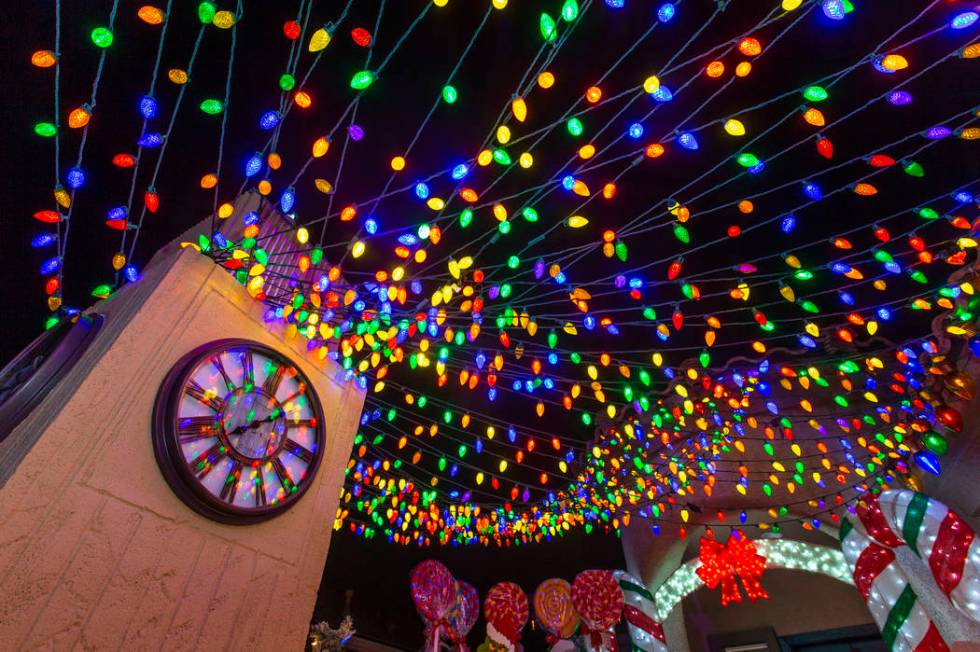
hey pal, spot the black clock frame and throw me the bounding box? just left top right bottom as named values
left=152, top=338, right=327, bottom=525
left=0, top=313, right=104, bottom=443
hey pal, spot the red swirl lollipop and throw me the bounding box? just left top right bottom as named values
left=572, top=569, right=623, bottom=631
left=484, top=581, right=529, bottom=645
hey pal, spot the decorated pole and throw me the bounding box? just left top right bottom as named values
left=613, top=570, right=668, bottom=652
left=840, top=490, right=980, bottom=649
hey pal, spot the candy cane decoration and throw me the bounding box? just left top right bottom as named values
left=840, top=490, right=980, bottom=650
left=613, top=571, right=668, bottom=652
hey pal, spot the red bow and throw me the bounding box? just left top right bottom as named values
left=696, top=532, right=769, bottom=606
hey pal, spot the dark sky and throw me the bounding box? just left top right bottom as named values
left=2, top=1, right=978, bottom=648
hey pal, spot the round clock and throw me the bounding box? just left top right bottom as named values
left=0, top=313, right=103, bottom=443
left=152, top=339, right=326, bottom=523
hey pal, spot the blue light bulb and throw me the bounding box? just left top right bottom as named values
left=822, top=0, right=845, bottom=20
left=627, top=122, right=644, bottom=139
left=66, top=167, right=85, bottom=189
left=951, top=11, right=978, bottom=29
left=677, top=132, right=698, bottom=150
left=887, top=91, right=913, bottom=106
left=802, top=182, right=822, bottom=200
left=657, top=3, right=675, bottom=22
left=259, top=111, right=281, bottom=130
left=279, top=186, right=295, bottom=213
left=31, top=233, right=57, bottom=248
left=244, top=152, right=263, bottom=177
left=139, top=95, right=158, bottom=119
left=137, top=132, right=163, bottom=148
left=40, top=257, right=61, bottom=275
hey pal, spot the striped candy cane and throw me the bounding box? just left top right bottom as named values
left=613, top=571, right=668, bottom=652
left=840, top=490, right=980, bottom=650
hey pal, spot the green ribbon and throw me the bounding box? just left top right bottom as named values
left=902, top=492, right=929, bottom=558
left=619, top=579, right=654, bottom=602
left=881, top=584, right=917, bottom=648
left=840, top=518, right=853, bottom=542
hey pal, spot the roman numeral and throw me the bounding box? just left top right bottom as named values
left=255, top=467, right=267, bottom=507
left=177, top=416, right=219, bottom=443
left=185, top=380, right=225, bottom=413
left=284, top=438, right=315, bottom=464
left=271, top=458, right=295, bottom=493
left=210, top=355, right=235, bottom=391
left=219, top=461, right=243, bottom=502
left=240, top=350, right=255, bottom=387
left=189, top=442, right=226, bottom=478
left=279, top=382, right=308, bottom=407
left=263, top=365, right=286, bottom=396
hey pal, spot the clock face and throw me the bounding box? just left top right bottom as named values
left=152, top=339, right=326, bottom=523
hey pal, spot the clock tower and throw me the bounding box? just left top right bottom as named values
left=0, top=193, right=365, bottom=649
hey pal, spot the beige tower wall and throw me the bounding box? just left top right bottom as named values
left=0, top=225, right=364, bottom=650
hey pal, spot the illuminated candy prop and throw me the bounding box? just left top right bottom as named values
left=410, top=560, right=457, bottom=652
left=481, top=582, right=528, bottom=651
left=840, top=490, right=980, bottom=649
left=696, top=530, right=769, bottom=606
left=532, top=578, right=580, bottom=649
left=444, top=580, right=480, bottom=652
left=613, top=570, right=667, bottom=652
left=571, top=570, right=623, bottom=651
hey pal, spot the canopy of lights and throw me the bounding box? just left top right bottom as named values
left=26, top=0, right=980, bottom=547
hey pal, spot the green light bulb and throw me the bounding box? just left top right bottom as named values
left=802, top=85, right=828, bottom=102
left=540, top=13, right=557, bottom=41
left=199, top=99, right=223, bottom=114
left=91, top=27, right=114, bottom=48
left=350, top=70, right=375, bottom=90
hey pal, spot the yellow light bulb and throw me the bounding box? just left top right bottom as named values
left=312, top=136, right=330, bottom=158
left=723, top=119, right=745, bottom=136
left=309, top=28, right=331, bottom=52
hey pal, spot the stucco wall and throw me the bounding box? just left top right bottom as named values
left=682, top=568, right=875, bottom=652
left=0, top=238, right=364, bottom=650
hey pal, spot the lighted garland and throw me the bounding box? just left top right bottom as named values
left=25, top=0, right=980, bottom=546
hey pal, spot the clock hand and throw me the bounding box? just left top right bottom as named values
left=225, top=410, right=282, bottom=436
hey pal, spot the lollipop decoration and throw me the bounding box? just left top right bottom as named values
left=571, top=570, right=624, bottom=651
left=614, top=570, right=668, bottom=652
left=444, top=580, right=480, bottom=652
left=410, top=560, right=457, bottom=652
left=533, top=578, right=580, bottom=649
left=482, top=581, right=529, bottom=651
